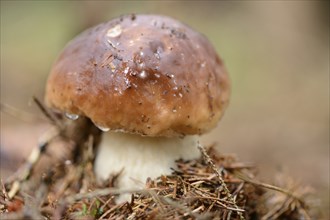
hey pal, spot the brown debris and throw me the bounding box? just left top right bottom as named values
left=0, top=142, right=316, bottom=220
left=0, top=113, right=317, bottom=219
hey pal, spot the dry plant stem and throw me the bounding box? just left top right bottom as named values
left=1, top=180, right=9, bottom=200
left=296, top=200, right=312, bottom=220
left=6, top=127, right=59, bottom=199
left=32, top=96, right=62, bottom=128
left=6, top=98, right=99, bottom=199
left=55, top=187, right=189, bottom=218
left=6, top=182, right=20, bottom=200
left=234, top=171, right=305, bottom=204
left=198, top=143, right=245, bottom=220
left=55, top=188, right=136, bottom=218
left=149, top=190, right=165, bottom=213
left=1, top=134, right=314, bottom=219
left=161, top=196, right=203, bottom=219
left=262, top=197, right=295, bottom=220
left=5, top=97, right=63, bottom=198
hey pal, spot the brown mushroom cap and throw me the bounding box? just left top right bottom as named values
left=45, top=14, right=230, bottom=136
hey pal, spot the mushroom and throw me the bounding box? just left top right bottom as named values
left=45, top=14, right=230, bottom=196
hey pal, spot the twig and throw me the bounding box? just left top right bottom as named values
left=198, top=143, right=245, bottom=220
left=100, top=196, right=114, bottom=212
left=5, top=127, right=59, bottom=198
left=162, top=196, right=203, bottom=219
left=98, top=202, right=122, bottom=219
left=296, top=200, right=312, bottom=220
left=4, top=97, right=65, bottom=199
left=7, top=181, right=20, bottom=200
left=32, top=96, right=62, bottom=128
left=261, top=196, right=295, bottom=220
left=148, top=190, right=165, bottom=213
left=1, top=179, right=9, bottom=200
left=234, top=171, right=305, bottom=204
left=5, top=97, right=65, bottom=196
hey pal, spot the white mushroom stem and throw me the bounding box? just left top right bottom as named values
left=94, top=132, right=200, bottom=197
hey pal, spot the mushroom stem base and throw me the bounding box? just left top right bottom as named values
left=94, top=132, right=199, bottom=197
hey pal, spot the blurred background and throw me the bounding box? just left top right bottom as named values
left=1, top=1, right=329, bottom=217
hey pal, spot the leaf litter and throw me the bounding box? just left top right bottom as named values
left=0, top=114, right=319, bottom=220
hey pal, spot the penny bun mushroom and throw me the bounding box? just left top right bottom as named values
left=45, top=14, right=230, bottom=198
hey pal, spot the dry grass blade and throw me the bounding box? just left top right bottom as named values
left=0, top=133, right=316, bottom=220
left=198, top=143, right=245, bottom=220
left=5, top=127, right=60, bottom=199
left=32, top=96, right=62, bottom=128
left=234, top=171, right=304, bottom=204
